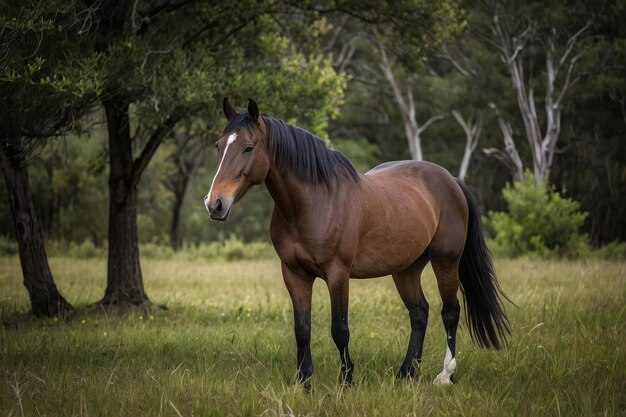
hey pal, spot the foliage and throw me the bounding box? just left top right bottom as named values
left=219, top=16, right=348, bottom=137
left=486, top=172, right=589, bottom=258
left=1, top=257, right=624, bottom=416
left=18, top=237, right=277, bottom=262
left=0, top=235, right=18, bottom=256
left=0, top=1, right=100, bottom=141
left=590, top=241, right=626, bottom=261
left=1, top=0, right=624, bottom=259
left=139, top=238, right=276, bottom=262
left=332, top=138, right=380, bottom=172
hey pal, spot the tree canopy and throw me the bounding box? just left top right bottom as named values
left=1, top=0, right=624, bottom=315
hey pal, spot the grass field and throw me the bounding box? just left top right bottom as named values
left=1, top=255, right=624, bottom=416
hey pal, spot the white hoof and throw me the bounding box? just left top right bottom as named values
left=433, top=354, right=456, bottom=386
left=433, top=372, right=453, bottom=385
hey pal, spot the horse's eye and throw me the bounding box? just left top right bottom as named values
left=243, top=146, right=254, bottom=153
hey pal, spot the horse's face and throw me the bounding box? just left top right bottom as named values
left=205, top=98, right=270, bottom=221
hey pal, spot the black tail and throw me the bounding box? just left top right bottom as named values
left=456, top=179, right=511, bottom=349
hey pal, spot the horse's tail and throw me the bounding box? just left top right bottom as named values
left=456, top=179, right=511, bottom=349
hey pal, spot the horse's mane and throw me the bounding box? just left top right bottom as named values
left=223, top=112, right=360, bottom=187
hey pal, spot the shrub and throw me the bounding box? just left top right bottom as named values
left=591, top=241, right=626, bottom=260
left=0, top=235, right=18, bottom=256
left=140, top=243, right=174, bottom=259
left=186, top=237, right=275, bottom=261
left=0, top=235, right=276, bottom=261
left=485, top=172, right=589, bottom=258
left=67, top=239, right=105, bottom=259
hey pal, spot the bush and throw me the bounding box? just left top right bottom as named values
left=45, top=239, right=106, bottom=258
left=67, top=239, right=105, bottom=259
left=178, top=237, right=275, bottom=261
left=140, top=243, right=175, bottom=259
left=0, top=235, right=19, bottom=256
left=485, top=172, right=589, bottom=258
left=0, top=235, right=276, bottom=261
left=591, top=241, right=626, bottom=260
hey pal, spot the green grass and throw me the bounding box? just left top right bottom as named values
left=1, top=256, right=625, bottom=416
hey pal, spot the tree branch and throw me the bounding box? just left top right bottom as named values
left=131, top=114, right=180, bottom=187
left=134, top=0, right=197, bottom=35
left=555, top=53, right=583, bottom=107
left=417, top=114, right=444, bottom=135
left=554, top=22, right=590, bottom=76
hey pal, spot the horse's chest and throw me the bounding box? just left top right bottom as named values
left=275, top=238, right=332, bottom=278
left=271, top=220, right=353, bottom=279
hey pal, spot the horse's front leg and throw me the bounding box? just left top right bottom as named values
left=326, top=265, right=353, bottom=385
left=281, top=262, right=314, bottom=387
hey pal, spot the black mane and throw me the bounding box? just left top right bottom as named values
left=223, top=112, right=360, bottom=187
left=266, top=117, right=360, bottom=187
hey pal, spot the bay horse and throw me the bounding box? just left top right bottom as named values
left=205, top=98, right=510, bottom=386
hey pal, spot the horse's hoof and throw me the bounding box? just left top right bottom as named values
left=338, top=373, right=353, bottom=387
left=396, top=365, right=417, bottom=380
left=433, top=372, right=454, bottom=385
left=303, top=380, right=312, bottom=393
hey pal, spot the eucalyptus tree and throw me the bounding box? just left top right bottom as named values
left=550, top=1, right=626, bottom=243
left=312, top=1, right=486, bottom=177
left=474, top=0, right=594, bottom=184
left=461, top=0, right=625, bottom=242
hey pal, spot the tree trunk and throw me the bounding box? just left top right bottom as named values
left=452, top=110, right=482, bottom=182
left=373, top=31, right=444, bottom=161
left=101, top=99, right=149, bottom=307
left=493, top=8, right=588, bottom=184
left=169, top=177, right=189, bottom=251
left=483, top=118, right=524, bottom=182
left=0, top=139, right=72, bottom=317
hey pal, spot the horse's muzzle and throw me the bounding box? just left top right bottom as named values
left=206, top=194, right=232, bottom=221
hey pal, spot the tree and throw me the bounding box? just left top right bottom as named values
left=483, top=118, right=524, bottom=182
left=82, top=1, right=236, bottom=306
left=551, top=0, right=626, bottom=244
left=162, top=123, right=209, bottom=250
left=78, top=1, right=349, bottom=306
left=483, top=0, right=591, bottom=183
left=374, top=32, right=444, bottom=161
left=318, top=2, right=490, bottom=179
left=452, top=110, right=482, bottom=182
left=0, top=1, right=100, bottom=316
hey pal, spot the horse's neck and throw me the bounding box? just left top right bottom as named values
left=265, top=167, right=306, bottom=223
left=265, top=166, right=347, bottom=225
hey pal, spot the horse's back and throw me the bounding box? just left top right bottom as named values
left=366, top=160, right=450, bottom=179
left=365, top=160, right=464, bottom=204
left=350, top=160, right=467, bottom=278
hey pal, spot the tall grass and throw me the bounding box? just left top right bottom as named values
left=1, top=256, right=624, bottom=416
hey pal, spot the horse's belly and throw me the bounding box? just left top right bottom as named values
left=349, top=222, right=433, bottom=278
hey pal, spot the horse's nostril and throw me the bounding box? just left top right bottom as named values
left=215, top=198, right=223, bottom=212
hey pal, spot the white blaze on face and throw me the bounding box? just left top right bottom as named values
left=205, top=133, right=237, bottom=210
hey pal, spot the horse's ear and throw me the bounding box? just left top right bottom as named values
left=223, top=97, right=237, bottom=120
left=247, top=98, right=259, bottom=123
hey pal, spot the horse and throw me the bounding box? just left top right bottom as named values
left=204, top=98, right=510, bottom=386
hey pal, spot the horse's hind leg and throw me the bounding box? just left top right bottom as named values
left=392, top=254, right=430, bottom=379
left=431, top=251, right=462, bottom=385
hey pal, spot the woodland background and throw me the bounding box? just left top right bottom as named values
left=1, top=0, right=625, bottom=316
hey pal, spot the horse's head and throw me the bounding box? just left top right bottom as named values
left=204, top=98, right=270, bottom=221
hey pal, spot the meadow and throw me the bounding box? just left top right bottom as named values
left=1, top=255, right=624, bottom=416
